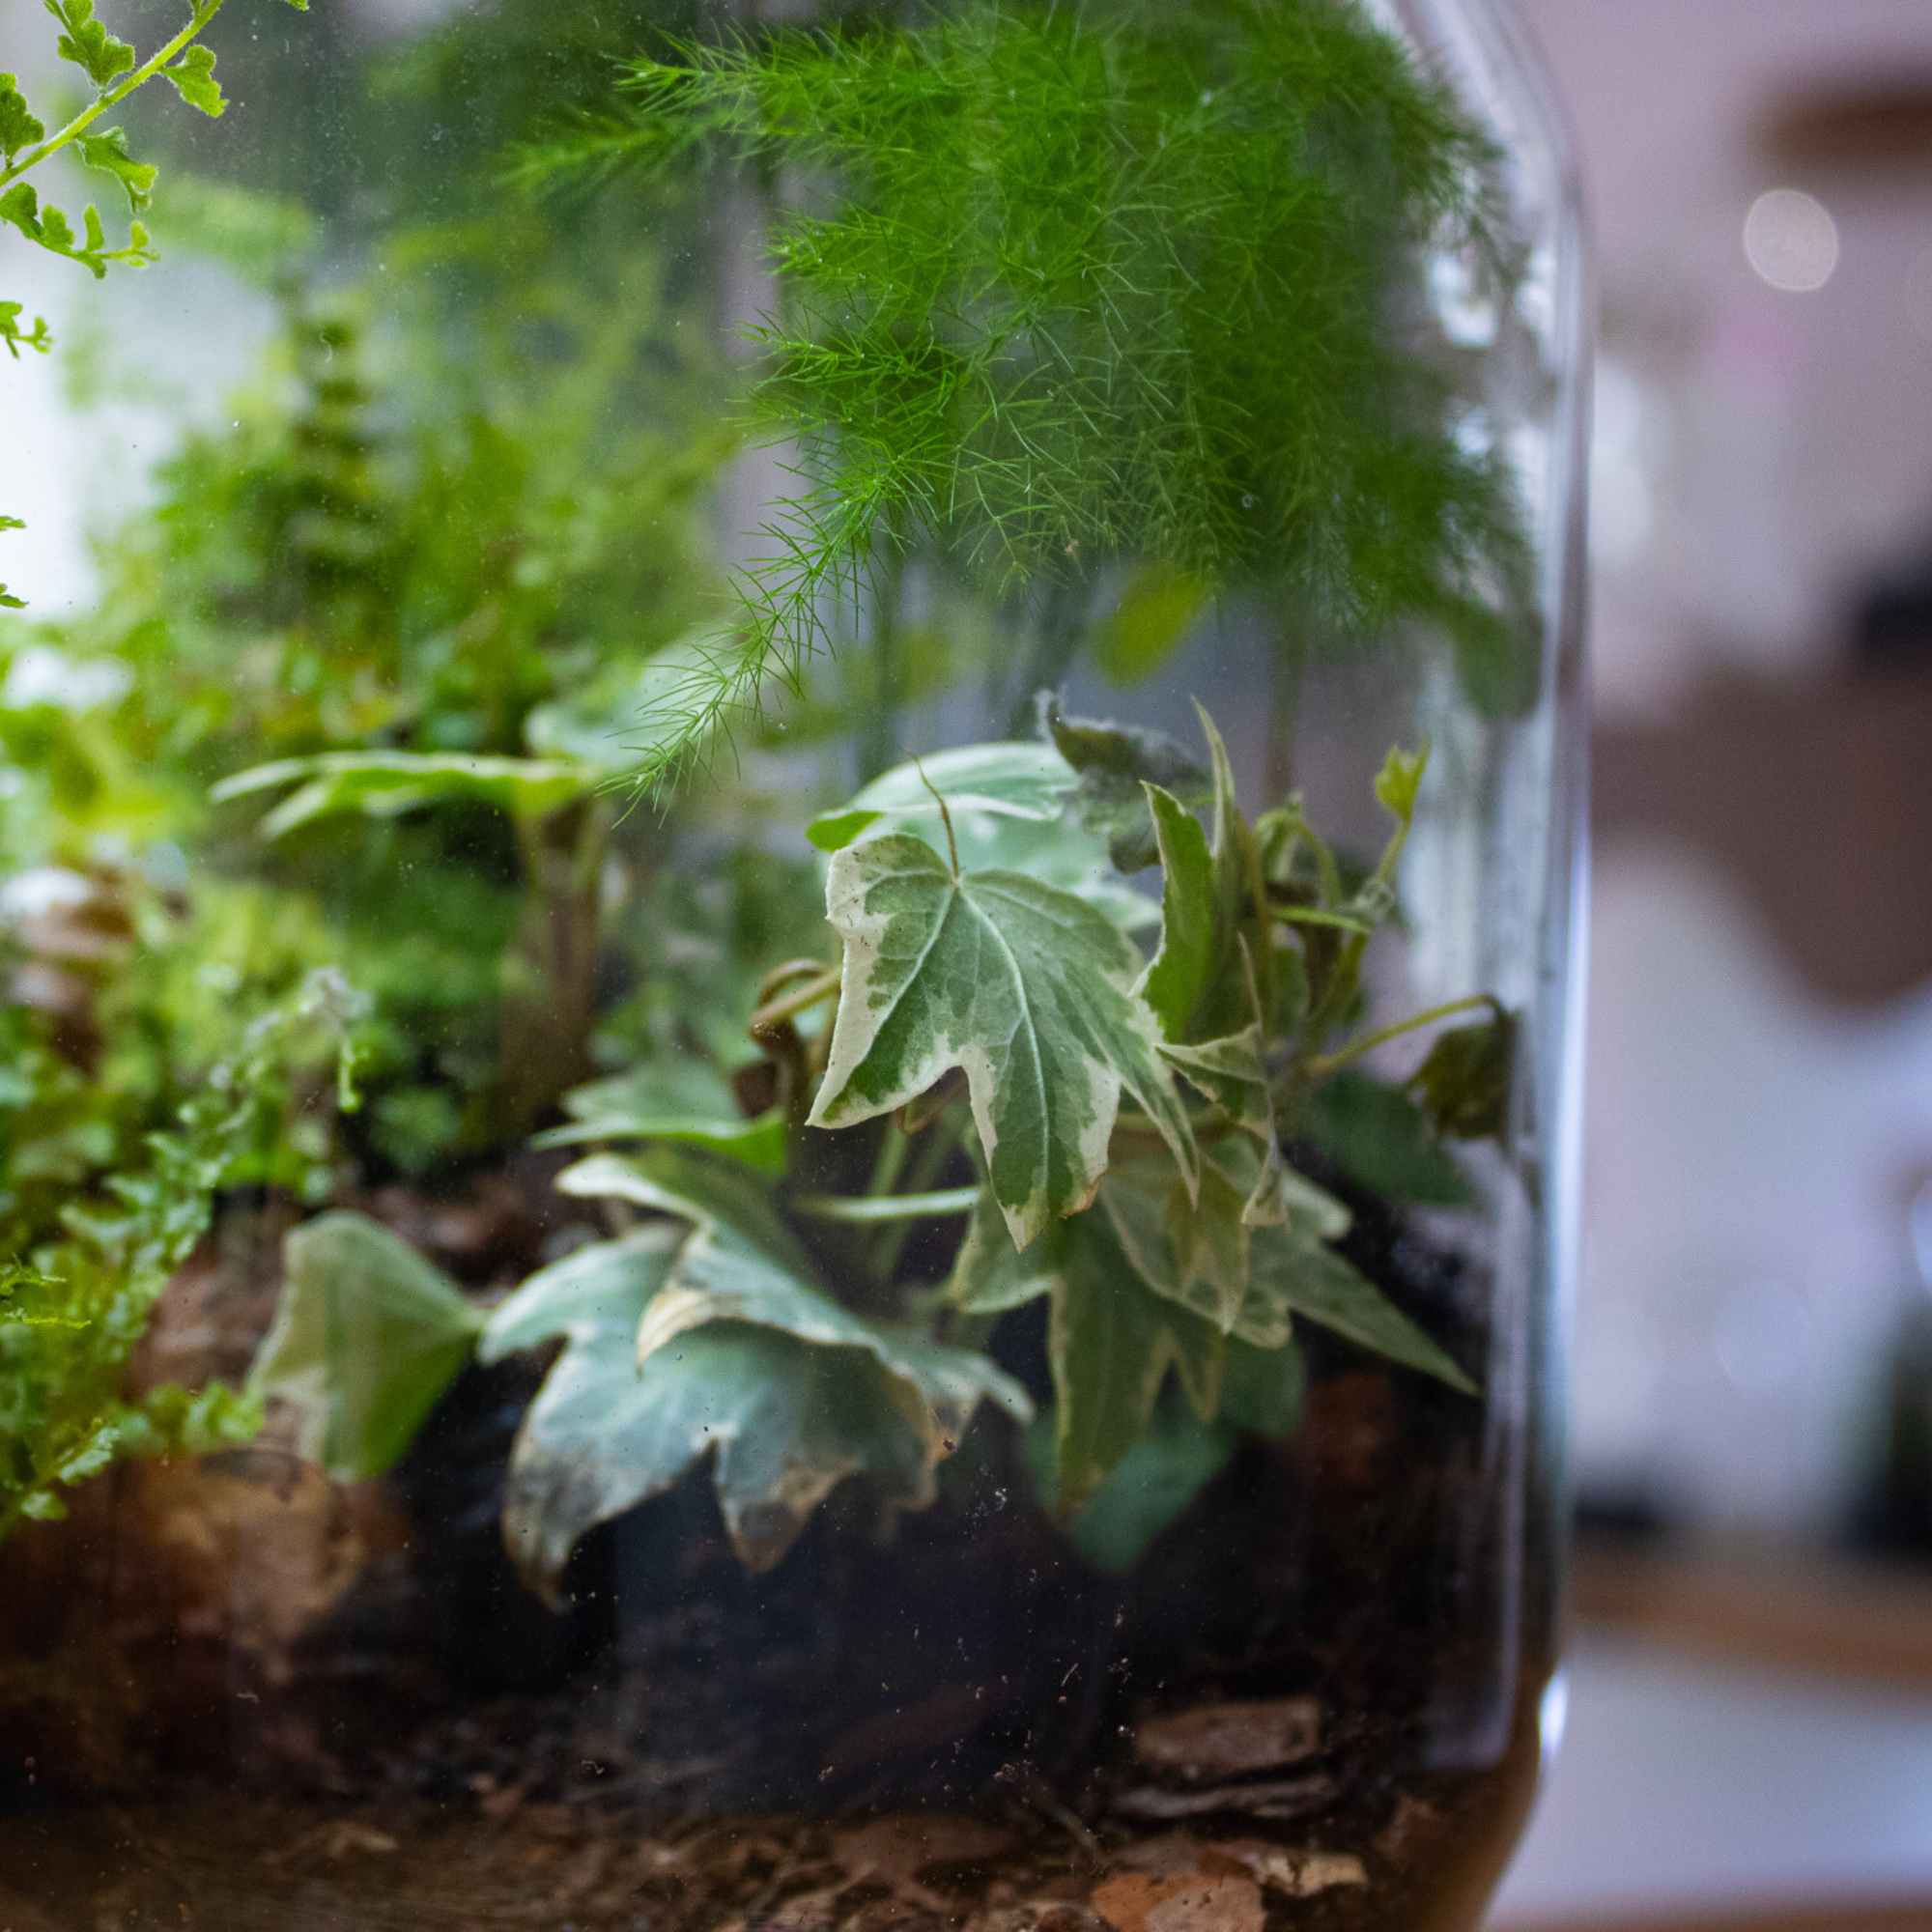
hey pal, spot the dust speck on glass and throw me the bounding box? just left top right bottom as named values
left=0, top=0, right=1586, bottom=1925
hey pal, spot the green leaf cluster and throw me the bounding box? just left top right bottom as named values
left=249, top=698, right=1498, bottom=1590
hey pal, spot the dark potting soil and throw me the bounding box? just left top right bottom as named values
left=0, top=1170, right=1553, bottom=1931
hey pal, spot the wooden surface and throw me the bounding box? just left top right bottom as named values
left=1573, top=1540, right=1932, bottom=1691
left=1506, top=1909, right=1932, bottom=1932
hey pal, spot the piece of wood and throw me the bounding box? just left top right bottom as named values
left=1574, top=1538, right=1932, bottom=1691
left=1505, top=1907, right=1932, bottom=1932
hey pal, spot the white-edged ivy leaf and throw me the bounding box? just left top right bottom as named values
left=1037, top=696, right=1209, bottom=872
left=1028, top=1400, right=1236, bottom=1577
left=557, top=1147, right=806, bottom=1270
left=944, top=1186, right=1065, bottom=1314
left=213, top=751, right=594, bottom=835
left=501, top=1312, right=939, bottom=1598
left=809, top=834, right=1197, bottom=1248
left=476, top=1201, right=1015, bottom=1595
left=1219, top=1335, right=1308, bottom=1437
left=1303, top=1071, right=1472, bottom=1208
left=940, top=809, right=1156, bottom=935
left=45, top=0, right=136, bottom=90
left=0, top=75, right=45, bottom=161
left=164, top=43, right=225, bottom=118
left=75, top=127, right=156, bottom=212
left=1159, top=1025, right=1271, bottom=1129
left=1099, top=1150, right=1251, bottom=1336
left=1211, top=1132, right=1351, bottom=1240
left=479, top=1222, right=686, bottom=1363
left=807, top=741, right=1076, bottom=853
left=1249, top=1226, right=1474, bottom=1394
left=246, top=1211, right=484, bottom=1483
left=637, top=1208, right=1030, bottom=1456
left=1408, top=1008, right=1517, bottom=1142
left=536, top=1059, right=788, bottom=1176
left=560, top=1147, right=1029, bottom=1453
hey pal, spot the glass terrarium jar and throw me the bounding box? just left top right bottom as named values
left=0, top=0, right=1586, bottom=1926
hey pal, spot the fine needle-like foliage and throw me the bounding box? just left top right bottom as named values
left=1, top=0, right=310, bottom=605
left=520, top=0, right=1537, bottom=797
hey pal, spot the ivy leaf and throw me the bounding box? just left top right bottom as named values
left=1047, top=1214, right=1224, bottom=1509
left=44, top=1, right=136, bottom=91
left=164, top=44, right=225, bottom=119
left=1029, top=1400, right=1236, bottom=1576
left=247, top=1212, right=485, bottom=1483
left=559, top=1149, right=1030, bottom=1447
left=488, top=1151, right=1028, bottom=1595
left=1097, top=1149, right=1253, bottom=1336
left=945, top=1186, right=1065, bottom=1315
left=1138, top=706, right=1269, bottom=1043
left=940, top=809, right=1155, bottom=935
left=478, top=1224, right=936, bottom=1597
left=1408, top=1008, right=1517, bottom=1142
left=75, top=128, right=157, bottom=214
left=535, top=1059, right=788, bottom=1176
left=1159, top=1026, right=1271, bottom=1130
left=807, top=741, right=1077, bottom=853
left=1303, top=1071, right=1471, bottom=1208
left=0, top=74, right=45, bottom=160
left=1037, top=695, right=1208, bottom=872
left=1219, top=1334, right=1309, bottom=1437
left=213, top=751, right=596, bottom=836
left=808, top=834, right=1197, bottom=1248
left=1248, top=1223, right=1474, bottom=1394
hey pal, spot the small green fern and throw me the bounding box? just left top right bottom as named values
left=0, top=970, right=361, bottom=1544
left=521, top=0, right=1537, bottom=797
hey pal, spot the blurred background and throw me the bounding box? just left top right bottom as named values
left=1497, top=0, right=1932, bottom=1924
left=4, top=0, right=1932, bottom=1925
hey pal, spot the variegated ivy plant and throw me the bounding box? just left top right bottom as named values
left=250, top=700, right=1512, bottom=1598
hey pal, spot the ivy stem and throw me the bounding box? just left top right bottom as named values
left=748, top=968, right=839, bottom=1040
left=794, top=1185, right=980, bottom=1226
left=873, top=1110, right=969, bottom=1280
left=1, top=1, right=227, bottom=192
left=1304, top=993, right=1496, bottom=1081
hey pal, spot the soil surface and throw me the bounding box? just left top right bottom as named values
left=0, top=1163, right=1553, bottom=1931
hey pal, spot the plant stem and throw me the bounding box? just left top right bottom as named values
left=794, top=1185, right=980, bottom=1226
left=1305, top=994, right=1496, bottom=1080
left=1, top=2, right=226, bottom=193
left=749, top=968, right=838, bottom=1039
left=873, top=1109, right=968, bottom=1279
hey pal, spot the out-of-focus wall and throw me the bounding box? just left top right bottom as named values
left=1521, top=0, right=1932, bottom=1536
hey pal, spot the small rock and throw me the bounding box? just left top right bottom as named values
left=1111, top=1775, right=1336, bottom=1823
left=1215, top=1841, right=1369, bottom=1896
left=1091, top=1871, right=1264, bottom=1932
left=1132, top=1698, right=1321, bottom=1779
